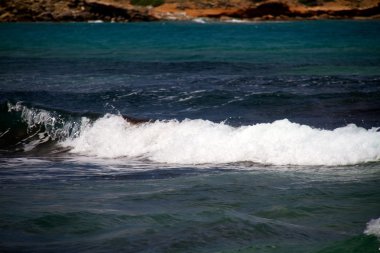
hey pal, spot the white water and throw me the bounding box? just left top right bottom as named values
left=364, top=218, right=380, bottom=238
left=61, top=114, right=380, bottom=166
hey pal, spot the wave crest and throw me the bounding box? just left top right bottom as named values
left=4, top=102, right=86, bottom=151
left=62, top=115, right=380, bottom=166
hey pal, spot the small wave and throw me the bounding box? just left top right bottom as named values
left=364, top=218, right=380, bottom=238
left=88, top=20, right=104, bottom=23
left=225, top=19, right=250, bottom=23
left=61, top=114, right=380, bottom=166
left=2, top=102, right=86, bottom=152
left=193, top=18, right=207, bottom=24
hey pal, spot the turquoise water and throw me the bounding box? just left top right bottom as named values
left=0, top=21, right=380, bottom=252
left=2, top=21, right=380, bottom=68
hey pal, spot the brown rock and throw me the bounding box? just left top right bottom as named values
left=37, top=11, right=54, bottom=20
left=0, top=12, right=13, bottom=21
left=1, top=0, right=380, bottom=22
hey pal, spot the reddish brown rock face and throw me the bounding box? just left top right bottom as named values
left=0, top=0, right=379, bottom=21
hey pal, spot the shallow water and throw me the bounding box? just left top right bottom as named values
left=0, top=21, right=380, bottom=252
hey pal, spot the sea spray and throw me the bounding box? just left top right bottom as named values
left=365, top=218, right=380, bottom=239
left=62, top=114, right=380, bottom=166
left=6, top=102, right=86, bottom=150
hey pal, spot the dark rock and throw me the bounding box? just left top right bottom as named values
left=332, top=3, right=380, bottom=17
left=85, top=1, right=130, bottom=19
left=83, top=1, right=157, bottom=21
left=241, top=2, right=293, bottom=18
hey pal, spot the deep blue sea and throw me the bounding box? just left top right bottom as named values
left=1, top=21, right=380, bottom=252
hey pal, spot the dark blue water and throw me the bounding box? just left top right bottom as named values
left=0, top=21, right=380, bottom=252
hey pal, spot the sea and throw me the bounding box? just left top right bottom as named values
left=0, top=20, right=380, bottom=253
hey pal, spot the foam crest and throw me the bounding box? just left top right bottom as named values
left=7, top=102, right=86, bottom=150
left=8, top=102, right=54, bottom=129
left=62, top=115, right=380, bottom=165
left=364, top=218, right=380, bottom=238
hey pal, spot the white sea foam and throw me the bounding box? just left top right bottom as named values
left=364, top=218, right=380, bottom=238
left=88, top=20, right=104, bottom=23
left=61, top=114, right=380, bottom=165
left=226, top=19, right=250, bottom=23
left=193, top=18, right=207, bottom=24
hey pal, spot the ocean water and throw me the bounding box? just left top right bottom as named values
left=1, top=21, right=380, bottom=252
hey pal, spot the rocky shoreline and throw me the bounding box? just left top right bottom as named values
left=1, top=0, right=380, bottom=22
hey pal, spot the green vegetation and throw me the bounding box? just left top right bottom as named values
left=130, top=0, right=164, bottom=7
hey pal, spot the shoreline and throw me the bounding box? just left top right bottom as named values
left=1, top=0, right=380, bottom=23
left=2, top=17, right=380, bottom=24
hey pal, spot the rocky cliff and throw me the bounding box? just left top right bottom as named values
left=1, top=0, right=380, bottom=22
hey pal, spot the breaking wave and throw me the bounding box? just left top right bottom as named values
left=1, top=102, right=85, bottom=152
left=2, top=103, right=380, bottom=166
left=62, top=115, right=380, bottom=165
